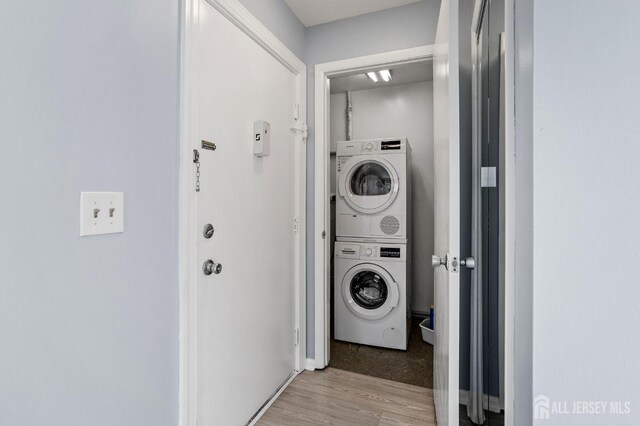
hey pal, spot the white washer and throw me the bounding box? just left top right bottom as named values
left=334, top=241, right=410, bottom=350
left=336, top=137, right=411, bottom=243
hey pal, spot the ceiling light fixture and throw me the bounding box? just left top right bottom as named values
left=365, top=70, right=392, bottom=83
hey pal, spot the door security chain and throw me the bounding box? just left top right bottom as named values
left=193, top=140, right=217, bottom=192
left=193, top=149, right=201, bottom=192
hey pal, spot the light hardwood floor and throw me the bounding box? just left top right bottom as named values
left=256, top=368, right=436, bottom=426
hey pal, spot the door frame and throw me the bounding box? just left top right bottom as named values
left=178, top=1, right=307, bottom=425
left=312, top=45, right=434, bottom=370
left=470, top=0, right=516, bottom=423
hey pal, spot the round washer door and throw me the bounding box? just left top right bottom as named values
left=338, top=156, right=399, bottom=214
left=342, top=263, right=399, bottom=320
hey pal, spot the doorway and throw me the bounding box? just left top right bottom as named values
left=313, top=46, right=437, bottom=398
left=313, top=46, right=436, bottom=371
left=328, top=61, right=435, bottom=388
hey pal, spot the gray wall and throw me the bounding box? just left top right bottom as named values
left=305, top=0, right=442, bottom=358
left=529, top=0, right=640, bottom=424
left=0, top=1, right=180, bottom=425
left=238, top=0, right=306, bottom=60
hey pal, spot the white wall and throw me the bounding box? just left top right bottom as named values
left=330, top=81, right=434, bottom=313
left=0, top=1, right=180, bottom=424
left=527, top=1, right=640, bottom=424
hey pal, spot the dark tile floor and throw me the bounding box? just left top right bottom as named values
left=328, top=316, right=504, bottom=425
left=329, top=317, right=434, bottom=388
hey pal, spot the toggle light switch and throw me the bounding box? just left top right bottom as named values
left=80, top=192, right=124, bottom=236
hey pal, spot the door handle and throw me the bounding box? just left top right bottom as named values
left=432, top=255, right=448, bottom=269
left=432, top=255, right=475, bottom=272
left=460, top=257, right=476, bottom=269
left=203, top=259, right=222, bottom=275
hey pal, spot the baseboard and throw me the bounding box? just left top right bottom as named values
left=247, top=371, right=298, bottom=425
left=304, top=357, right=327, bottom=371
left=459, top=389, right=502, bottom=413
left=304, top=358, right=317, bottom=371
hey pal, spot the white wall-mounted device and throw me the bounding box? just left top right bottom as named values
left=80, top=192, right=124, bottom=236
left=253, top=120, right=271, bottom=157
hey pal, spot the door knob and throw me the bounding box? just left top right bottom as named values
left=432, top=255, right=448, bottom=269
left=203, top=259, right=222, bottom=275
left=460, top=257, right=476, bottom=269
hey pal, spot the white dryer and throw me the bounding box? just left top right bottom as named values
left=334, top=241, right=410, bottom=350
left=336, top=138, right=411, bottom=243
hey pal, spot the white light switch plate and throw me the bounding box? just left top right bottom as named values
left=80, top=192, right=124, bottom=236
left=481, top=167, right=497, bottom=188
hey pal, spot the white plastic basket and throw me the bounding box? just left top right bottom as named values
left=419, top=318, right=434, bottom=345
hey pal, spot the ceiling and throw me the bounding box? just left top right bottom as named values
left=330, top=61, right=433, bottom=94
left=284, top=0, right=424, bottom=27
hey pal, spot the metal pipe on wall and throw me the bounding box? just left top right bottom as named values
left=346, top=91, right=353, bottom=140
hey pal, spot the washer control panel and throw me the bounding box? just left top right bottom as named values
left=335, top=242, right=405, bottom=261
left=336, top=137, right=407, bottom=156
left=380, top=247, right=401, bottom=258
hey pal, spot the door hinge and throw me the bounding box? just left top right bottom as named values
left=294, top=328, right=300, bottom=346
left=293, top=217, right=299, bottom=233
left=290, top=123, right=308, bottom=140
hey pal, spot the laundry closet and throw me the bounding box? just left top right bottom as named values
left=327, top=61, right=435, bottom=386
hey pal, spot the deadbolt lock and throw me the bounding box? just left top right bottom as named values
left=203, top=224, right=215, bottom=239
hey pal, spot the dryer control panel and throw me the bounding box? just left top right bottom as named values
left=335, top=242, right=406, bottom=262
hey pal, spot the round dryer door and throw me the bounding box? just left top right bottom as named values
left=338, top=156, right=399, bottom=214
left=342, top=263, right=399, bottom=320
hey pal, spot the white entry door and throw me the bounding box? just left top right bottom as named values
left=195, top=2, right=300, bottom=424
left=432, top=0, right=460, bottom=424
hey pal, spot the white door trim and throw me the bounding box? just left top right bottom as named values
left=312, top=45, right=435, bottom=370
left=179, top=1, right=306, bottom=425
left=501, top=0, right=516, bottom=424
left=470, top=0, right=516, bottom=424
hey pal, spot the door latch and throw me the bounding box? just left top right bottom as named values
left=193, top=149, right=200, bottom=192
left=201, top=140, right=217, bottom=151
left=451, top=256, right=476, bottom=272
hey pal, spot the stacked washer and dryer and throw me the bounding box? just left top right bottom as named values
left=334, top=137, right=412, bottom=350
